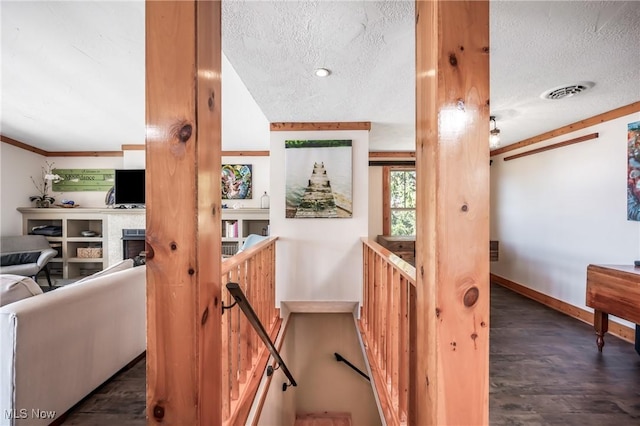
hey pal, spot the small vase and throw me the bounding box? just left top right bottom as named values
left=260, top=191, right=270, bottom=209
left=35, top=200, right=50, bottom=208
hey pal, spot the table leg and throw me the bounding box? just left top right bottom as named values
left=593, top=310, right=608, bottom=352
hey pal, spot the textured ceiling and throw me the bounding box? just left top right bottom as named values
left=1, top=1, right=639, bottom=153
left=222, top=1, right=415, bottom=151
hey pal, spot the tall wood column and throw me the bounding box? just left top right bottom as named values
left=414, top=1, right=490, bottom=425
left=145, top=1, right=222, bottom=424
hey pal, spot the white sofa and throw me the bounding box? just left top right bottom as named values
left=0, top=264, right=146, bottom=426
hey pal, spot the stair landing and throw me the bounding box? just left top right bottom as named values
left=295, top=412, right=352, bottom=426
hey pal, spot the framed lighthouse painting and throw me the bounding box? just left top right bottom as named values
left=284, top=140, right=352, bottom=218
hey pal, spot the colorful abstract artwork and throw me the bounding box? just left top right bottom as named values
left=285, top=140, right=352, bottom=218
left=221, top=164, right=252, bottom=199
left=627, top=121, right=640, bottom=220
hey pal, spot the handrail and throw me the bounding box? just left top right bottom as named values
left=360, top=237, right=416, bottom=282
left=225, top=282, right=297, bottom=390
left=334, top=352, right=370, bottom=381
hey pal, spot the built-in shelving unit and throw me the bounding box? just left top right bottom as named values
left=221, top=208, right=269, bottom=256
left=18, top=208, right=107, bottom=280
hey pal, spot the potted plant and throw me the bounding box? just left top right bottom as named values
left=29, top=161, right=63, bottom=208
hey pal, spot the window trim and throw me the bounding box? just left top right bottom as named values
left=382, top=165, right=416, bottom=236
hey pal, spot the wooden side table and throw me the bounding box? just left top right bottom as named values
left=376, top=235, right=415, bottom=265
left=586, top=264, right=640, bottom=351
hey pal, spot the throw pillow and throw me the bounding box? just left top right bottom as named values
left=0, top=274, right=43, bottom=307
left=0, top=251, right=41, bottom=266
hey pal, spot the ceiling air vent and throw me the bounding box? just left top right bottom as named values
left=540, top=81, right=595, bottom=100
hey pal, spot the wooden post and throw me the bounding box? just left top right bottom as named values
left=146, top=1, right=222, bottom=424
left=415, top=1, right=490, bottom=425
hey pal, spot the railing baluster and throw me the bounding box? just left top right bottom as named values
left=391, top=269, right=400, bottom=408
left=359, top=238, right=416, bottom=426
left=221, top=284, right=231, bottom=420
left=399, top=276, right=409, bottom=421
left=220, top=237, right=279, bottom=426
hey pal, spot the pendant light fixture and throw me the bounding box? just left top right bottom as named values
left=489, top=116, right=501, bottom=149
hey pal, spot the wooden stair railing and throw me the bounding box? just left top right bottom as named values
left=220, top=236, right=280, bottom=425
left=360, top=237, right=417, bottom=425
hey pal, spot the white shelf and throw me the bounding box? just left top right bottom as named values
left=221, top=208, right=269, bottom=254
left=19, top=209, right=108, bottom=280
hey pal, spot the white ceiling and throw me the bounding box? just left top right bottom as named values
left=1, top=1, right=639, bottom=153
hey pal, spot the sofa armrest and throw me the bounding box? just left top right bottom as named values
left=36, top=248, right=58, bottom=269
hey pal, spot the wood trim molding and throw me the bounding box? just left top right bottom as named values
left=369, top=151, right=416, bottom=158
left=121, top=144, right=145, bottom=151
left=491, top=101, right=640, bottom=156
left=369, top=160, right=415, bottom=167
left=269, top=122, right=371, bottom=131
left=490, top=273, right=635, bottom=343
left=1, top=134, right=124, bottom=157
left=121, top=145, right=271, bottom=157
left=382, top=166, right=391, bottom=235
left=222, top=150, right=269, bottom=157
left=1, top=134, right=48, bottom=156
left=47, top=151, right=123, bottom=157
left=504, top=132, right=599, bottom=161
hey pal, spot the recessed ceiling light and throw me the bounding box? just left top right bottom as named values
left=314, top=68, right=331, bottom=77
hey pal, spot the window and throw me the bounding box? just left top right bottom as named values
left=383, top=167, right=416, bottom=236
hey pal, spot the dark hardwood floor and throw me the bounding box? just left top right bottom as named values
left=490, top=283, right=640, bottom=425
left=61, top=283, right=640, bottom=425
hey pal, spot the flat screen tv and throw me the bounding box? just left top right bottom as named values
left=114, top=169, right=145, bottom=205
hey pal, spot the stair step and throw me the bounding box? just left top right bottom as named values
left=295, top=412, right=352, bottom=426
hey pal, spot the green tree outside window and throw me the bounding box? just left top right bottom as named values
left=390, top=170, right=416, bottom=236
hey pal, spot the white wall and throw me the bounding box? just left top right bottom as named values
left=270, top=130, right=369, bottom=304
left=0, top=143, right=45, bottom=234
left=491, top=112, right=640, bottom=327
left=222, top=53, right=270, bottom=151
left=0, top=144, right=128, bottom=234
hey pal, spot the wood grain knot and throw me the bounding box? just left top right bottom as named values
left=170, top=242, right=177, bottom=251
left=464, top=286, right=480, bottom=307
left=201, top=307, right=209, bottom=325
left=459, top=45, right=464, bottom=51
left=153, top=404, right=164, bottom=420
left=481, top=321, right=487, bottom=327
left=471, top=332, right=478, bottom=341
left=178, top=124, right=192, bottom=143
left=145, top=245, right=154, bottom=260
left=461, top=204, right=469, bottom=212
left=214, top=296, right=219, bottom=307
left=482, top=46, right=490, bottom=53
left=208, top=93, right=214, bottom=110
left=449, top=53, right=458, bottom=66
left=188, top=268, right=195, bottom=275
left=435, top=307, right=441, bottom=318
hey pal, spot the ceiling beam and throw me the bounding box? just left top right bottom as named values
left=270, top=122, right=371, bottom=131
left=491, top=101, right=640, bottom=156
